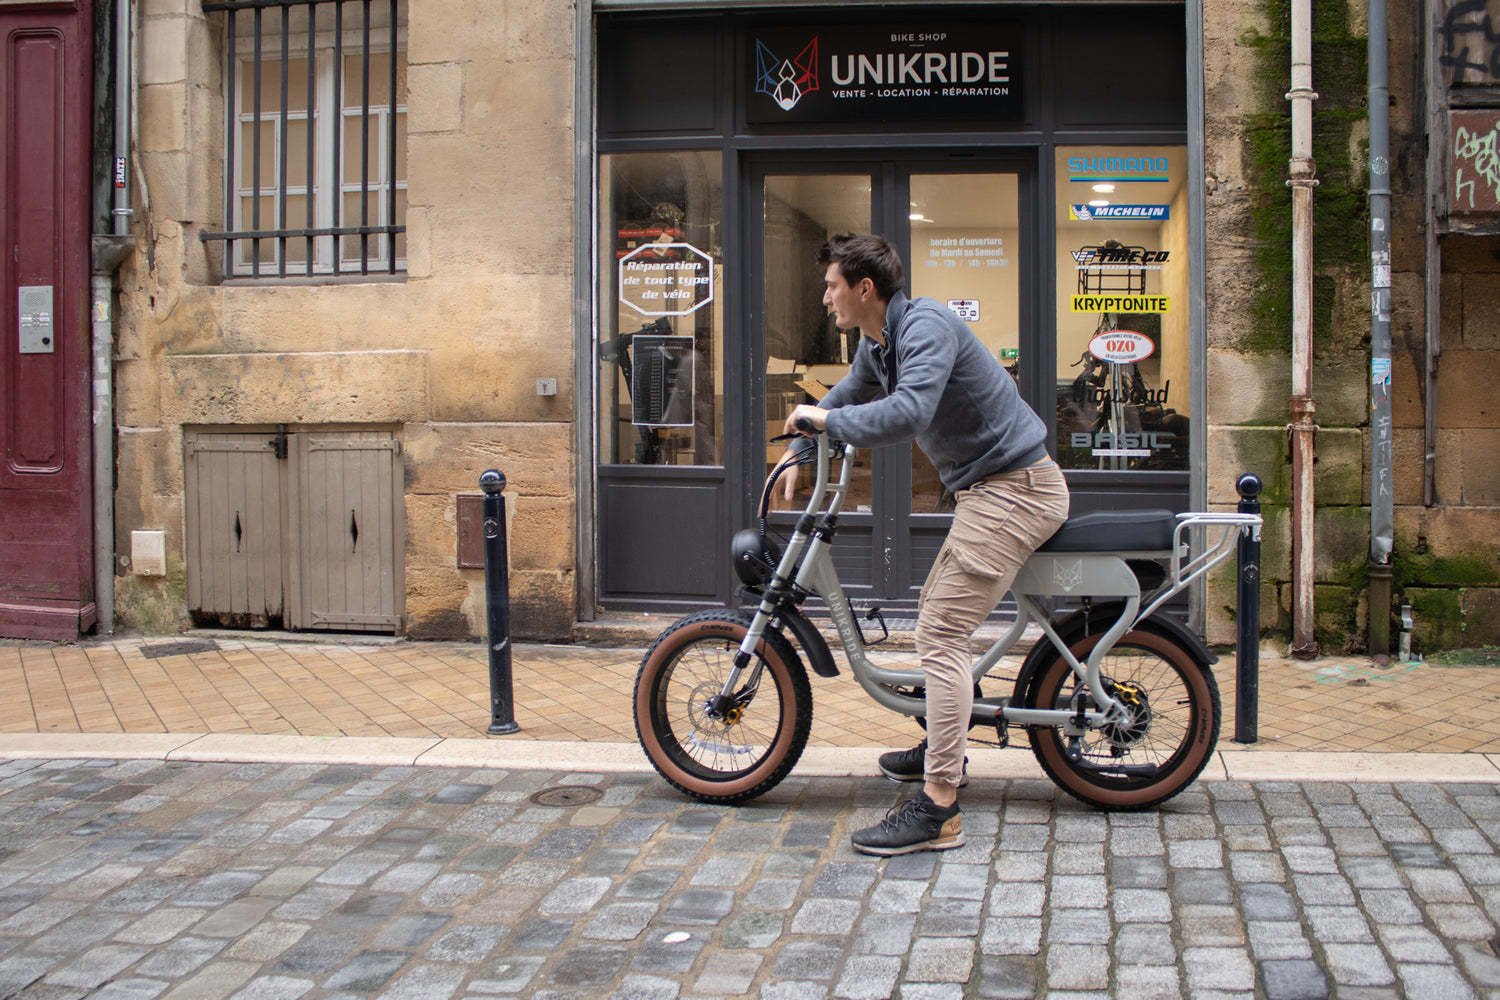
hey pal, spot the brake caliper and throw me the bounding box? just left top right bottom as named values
left=1100, top=678, right=1151, bottom=751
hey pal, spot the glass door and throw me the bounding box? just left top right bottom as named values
left=751, top=157, right=1031, bottom=606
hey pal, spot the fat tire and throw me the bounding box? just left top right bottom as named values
left=1024, top=629, right=1220, bottom=811
left=634, top=609, right=812, bottom=805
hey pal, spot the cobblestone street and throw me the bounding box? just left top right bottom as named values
left=3, top=756, right=1500, bottom=999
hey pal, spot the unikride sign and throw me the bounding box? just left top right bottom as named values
left=746, top=22, right=1024, bottom=124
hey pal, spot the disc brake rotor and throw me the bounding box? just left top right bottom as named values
left=1100, top=678, right=1152, bottom=748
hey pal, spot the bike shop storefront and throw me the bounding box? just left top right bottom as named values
left=592, top=4, right=1197, bottom=615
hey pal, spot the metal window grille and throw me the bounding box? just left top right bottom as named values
left=202, top=0, right=407, bottom=278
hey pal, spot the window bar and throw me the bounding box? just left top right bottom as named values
left=251, top=6, right=263, bottom=278
left=360, top=0, right=372, bottom=275
left=224, top=10, right=238, bottom=272
left=386, top=0, right=397, bottom=273
left=305, top=2, right=317, bottom=276
left=332, top=0, right=344, bottom=275
left=278, top=3, right=290, bottom=277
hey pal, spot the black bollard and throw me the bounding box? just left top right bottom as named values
left=1234, top=473, right=1262, bottom=744
left=480, top=469, right=520, bottom=734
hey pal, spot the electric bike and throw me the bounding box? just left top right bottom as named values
left=632, top=428, right=1260, bottom=811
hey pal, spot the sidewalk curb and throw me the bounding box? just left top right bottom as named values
left=5, top=732, right=1500, bottom=785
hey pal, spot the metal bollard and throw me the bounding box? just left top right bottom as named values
left=1234, top=473, right=1262, bottom=744
left=480, top=469, right=520, bottom=735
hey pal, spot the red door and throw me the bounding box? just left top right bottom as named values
left=0, top=1, right=95, bottom=639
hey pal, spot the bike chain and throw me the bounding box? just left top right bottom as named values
left=967, top=670, right=1019, bottom=749
left=887, top=671, right=1025, bottom=750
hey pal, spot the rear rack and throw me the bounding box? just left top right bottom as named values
left=1137, top=512, right=1262, bottom=623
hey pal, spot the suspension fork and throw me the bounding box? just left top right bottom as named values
left=707, top=520, right=818, bottom=719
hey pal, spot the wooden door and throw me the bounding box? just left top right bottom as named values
left=184, top=431, right=287, bottom=626
left=0, top=1, right=95, bottom=639
left=289, top=430, right=403, bottom=632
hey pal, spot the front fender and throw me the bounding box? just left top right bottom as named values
left=775, top=606, right=840, bottom=678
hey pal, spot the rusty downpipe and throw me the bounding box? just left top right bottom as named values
left=1287, top=0, right=1320, bottom=659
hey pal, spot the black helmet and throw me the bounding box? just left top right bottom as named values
left=731, top=528, right=781, bottom=587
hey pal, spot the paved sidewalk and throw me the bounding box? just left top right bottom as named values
left=5, top=632, right=1500, bottom=779
left=6, top=632, right=1500, bottom=998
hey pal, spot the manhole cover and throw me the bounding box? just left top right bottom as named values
left=529, top=785, right=603, bottom=807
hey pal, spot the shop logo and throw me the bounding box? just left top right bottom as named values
left=1067, top=156, right=1170, bottom=178
left=1069, top=204, right=1170, bottom=221
left=1087, top=329, right=1155, bottom=363
left=1071, top=245, right=1170, bottom=265
left=755, top=37, right=820, bottom=111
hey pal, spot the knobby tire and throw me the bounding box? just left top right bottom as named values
left=634, top=610, right=812, bottom=805
left=1025, top=629, right=1220, bottom=810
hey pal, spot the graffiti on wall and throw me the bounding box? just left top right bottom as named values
left=1451, top=111, right=1500, bottom=214
left=1437, top=0, right=1500, bottom=85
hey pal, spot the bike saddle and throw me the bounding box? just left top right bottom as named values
left=1038, top=509, right=1177, bottom=553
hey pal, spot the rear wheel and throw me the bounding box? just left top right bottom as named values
left=1024, top=630, right=1219, bottom=810
left=634, top=610, right=812, bottom=805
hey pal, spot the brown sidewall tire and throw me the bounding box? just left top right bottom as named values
left=1027, top=629, right=1219, bottom=810
left=634, top=611, right=811, bottom=804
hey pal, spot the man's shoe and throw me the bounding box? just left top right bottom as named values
left=877, top=739, right=969, bottom=788
left=851, top=790, right=964, bottom=856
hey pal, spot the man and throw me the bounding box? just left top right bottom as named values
left=779, top=233, right=1069, bottom=856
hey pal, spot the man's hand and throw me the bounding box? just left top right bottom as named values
left=782, top=404, right=828, bottom=438
left=766, top=405, right=826, bottom=510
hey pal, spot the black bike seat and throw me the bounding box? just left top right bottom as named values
left=1038, top=509, right=1178, bottom=553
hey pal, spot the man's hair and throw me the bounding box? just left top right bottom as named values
left=818, top=233, right=905, bottom=301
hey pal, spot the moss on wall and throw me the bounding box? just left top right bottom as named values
left=1240, top=0, right=1369, bottom=354
left=113, top=558, right=191, bottom=634
left=1392, top=547, right=1500, bottom=589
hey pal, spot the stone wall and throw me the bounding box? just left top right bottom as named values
left=118, top=0, right=1500, bottom=652
left=115, top=1, right=579, bottom=640
left=1201, top=0, right=1500, bottom=654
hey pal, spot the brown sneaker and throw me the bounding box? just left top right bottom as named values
left=851, top=790, right=964, bottom=856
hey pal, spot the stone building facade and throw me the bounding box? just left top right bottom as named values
left=8, top=0, right=1492, bottom=654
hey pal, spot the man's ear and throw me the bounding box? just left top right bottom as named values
left=859, top=277, right=875, bottom=300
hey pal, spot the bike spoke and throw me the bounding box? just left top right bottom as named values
left=660, top=640, right=784, bottom=775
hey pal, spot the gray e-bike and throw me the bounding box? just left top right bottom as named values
left=633, top=427, right=1261, bottom=811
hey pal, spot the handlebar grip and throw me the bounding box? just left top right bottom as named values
left=795, top=417, right=817, bottom=433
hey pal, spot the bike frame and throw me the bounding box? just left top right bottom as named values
left=724, top=435, right=1259, bottom=738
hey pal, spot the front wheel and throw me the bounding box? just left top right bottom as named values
left=1024, top=630, right=1220, bottom=810
left=634, top=610, right=812, bottom=805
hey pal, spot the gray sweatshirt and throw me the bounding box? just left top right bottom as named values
left=819, top=292, right=1049, bottom=492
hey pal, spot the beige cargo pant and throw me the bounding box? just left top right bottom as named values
left=916, top=459, right=1071, bottom=789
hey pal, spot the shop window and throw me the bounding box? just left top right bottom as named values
left=598, top=151, right=724, bottom=467
left=203, top=0, right=407, bottom=278
left=908, top=172, right=1020, bottom=511
left=1054, top=146, right=1190, bottom=472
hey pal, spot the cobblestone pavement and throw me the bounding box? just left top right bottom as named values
left=3, top=756, right=1500, bottom=999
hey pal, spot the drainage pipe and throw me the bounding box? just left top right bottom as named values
left=91, top=0, right=136, bottom=634
left=1287, top=0, right=1320, bottom=658
left=112, top=0, right=131, bottom=240
left=1367, top=0, right=1394, bottom=655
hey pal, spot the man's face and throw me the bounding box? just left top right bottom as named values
left=822, top=263, right=864, bottom=330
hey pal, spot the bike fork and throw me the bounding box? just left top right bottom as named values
left=707, top=592, right=785, bottom=720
